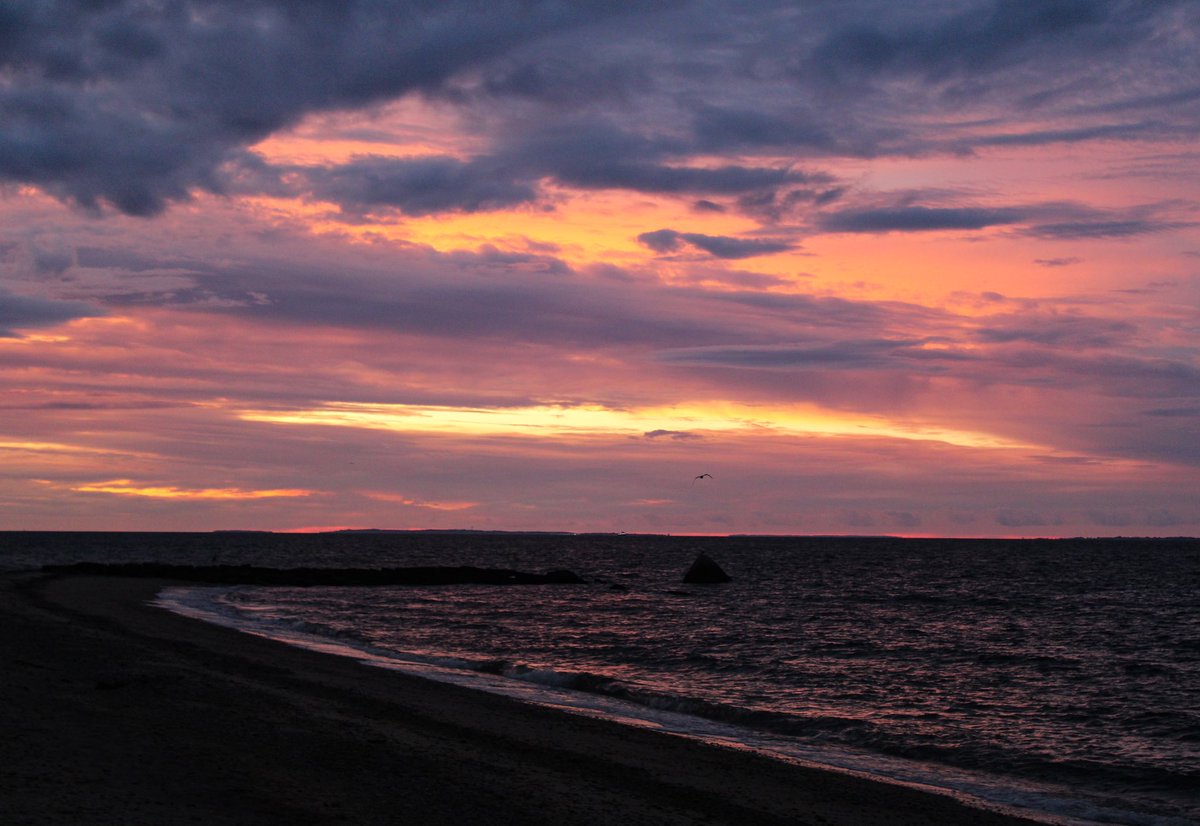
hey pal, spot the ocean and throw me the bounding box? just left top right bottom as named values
left=4, top=532, right=1198, bottom=825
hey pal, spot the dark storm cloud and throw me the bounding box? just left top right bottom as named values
left=1020, top=201, right=1197, bottom=240
left=65, top=236, right=945, bottom=355
left=1141, top=407, right=1200, bottom=418
left=815, top=199, right=1195, bottom=239
left=3, top=1, right=1197, bottom=217
left=30, top=244, right=73, bottom=275
left=974, top=316, right=1136, bottom=348
left=495, top=119, right=820, bottom=195
left=996, top=349, right=1200, bottom=399
left=1023, top=219, right=1195, bottom=240
left=557, top=160, right=804, bottom=196
left=1078, top=85, right=1200, bottom=116
left=643, top=429, right=702, bottom=441
left=970, top=121, right=1161, bottom=148
left=290, top=156, right=539, bottom=217
left=0, top=0, right=654, bottom=215
left=786, top=0, right=1200, bottom=159
left=637, top=229, right=794, bottom=259
left=158, top=254, right=753, bottom=350
left=240, top=116, right=823, bottom=215
left=0, top=288, right=102, bottom=336
left=818, top=206, right=1025, bottom=233
left=475, top=54, right=654, bottom=107
left=691, top=105, right=836, bottom=152
left=656, top=339, right=975, bottom=372
left=807, top=0, right=1150, bottom=87
left=75, top=246, right=194, bottom=273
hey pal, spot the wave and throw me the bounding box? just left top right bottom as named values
left=154, top=585, right=1200, bottom=826
left=407, top=653, right=1200, bottom=802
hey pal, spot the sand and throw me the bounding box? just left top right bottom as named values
left=0, top=571, right=1044, bottom=825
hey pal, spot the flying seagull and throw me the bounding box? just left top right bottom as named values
left=692, top=473, right=712, bottom=485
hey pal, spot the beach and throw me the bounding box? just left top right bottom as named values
left=0, top=571, right=1046, bottom=826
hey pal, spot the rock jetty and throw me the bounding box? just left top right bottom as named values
left=42, top=562, right=586, bottom=587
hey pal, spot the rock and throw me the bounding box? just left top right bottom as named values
left=682, top=553, right=732, bottom=584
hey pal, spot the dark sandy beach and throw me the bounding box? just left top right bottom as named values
left=1, top=572, right=1044, bottom=825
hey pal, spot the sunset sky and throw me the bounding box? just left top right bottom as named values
left=2, top=0, right=1198, bottom=536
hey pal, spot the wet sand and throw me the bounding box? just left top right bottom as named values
left=1, top=572, right=1043, bottom=825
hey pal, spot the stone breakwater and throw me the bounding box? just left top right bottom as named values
left=42, top=562, right=586, bottom=587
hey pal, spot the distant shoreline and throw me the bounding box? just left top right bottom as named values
left=4, top=528, right=1199, bottom=541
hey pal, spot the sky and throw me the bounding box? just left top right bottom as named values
left=1, top=0, right=1199, bottom=536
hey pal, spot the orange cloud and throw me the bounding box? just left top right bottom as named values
left=71, top=480, right=315, bottom=500
left=364, top=491, right=478, bottom=511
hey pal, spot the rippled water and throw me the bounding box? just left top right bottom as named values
left=7, top=532, right=1199, bottom=824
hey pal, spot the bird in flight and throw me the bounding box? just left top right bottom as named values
left=692, top=473, right=712, bottom=485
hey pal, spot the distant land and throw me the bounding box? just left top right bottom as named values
left=200, top=529, right=1199, bottom=541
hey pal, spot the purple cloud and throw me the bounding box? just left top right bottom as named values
left=0, top=288, right=102, bottom=336
left=637, top=229, right=795, bottom=259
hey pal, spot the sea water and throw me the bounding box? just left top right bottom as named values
left=6, top=532, right=1199, bottom=824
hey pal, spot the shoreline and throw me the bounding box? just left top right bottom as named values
left=2, top=571, right=1045, bottom=825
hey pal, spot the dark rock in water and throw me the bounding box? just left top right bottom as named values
left=682, top=553, right=731, bottom=584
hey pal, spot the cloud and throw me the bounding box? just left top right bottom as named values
left=995, top=509, right=1062, bottom=528
left=644, top=429, right=702, bottom=441
left=814, top=2, right=1094, bottom=77
left=57, top=232, right=1007, bottom=391
left=818, top=206, right=1025, bottom=233
left=637, top=229, right=794, bottom=259
left=1141, top=407, right=1200, bottom=420
left=70, top=480, right=313, bottom=500
left=656, top=339, right=974, bottom=372
left=886, top=511, right=921, bottom=528
left=30, top=243, right=73, bottom=275
left=815, top=199, right=1197, bottom=240
left=692, top=105, right=835, bottom=152
left=1085, top=508, right=1197, bottom=528
left=1034, top=257, right=1082, bottom=268
left=232, top=116, right=825, bottom=214
left=284, top=155, right=539, bottom=217
left=542, top=154, right=813, bottom=197
left=806, top=0, right=1168, bottom=89
left=974, top=315, right=1136, bottom=348
left=0, top=1, right=649, bottom=215
left=970, top=121, right=1160, bottom=148
left=0, top=288, right=102, bottom=336
left=1023, top=219, right=1195, bottom=239
left=3, top=1, right=1196, bottom=220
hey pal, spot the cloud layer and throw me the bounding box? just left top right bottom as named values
left=1, top=1, right=1198, bottom=535
left=3, top=1, right=1197, bottom=219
